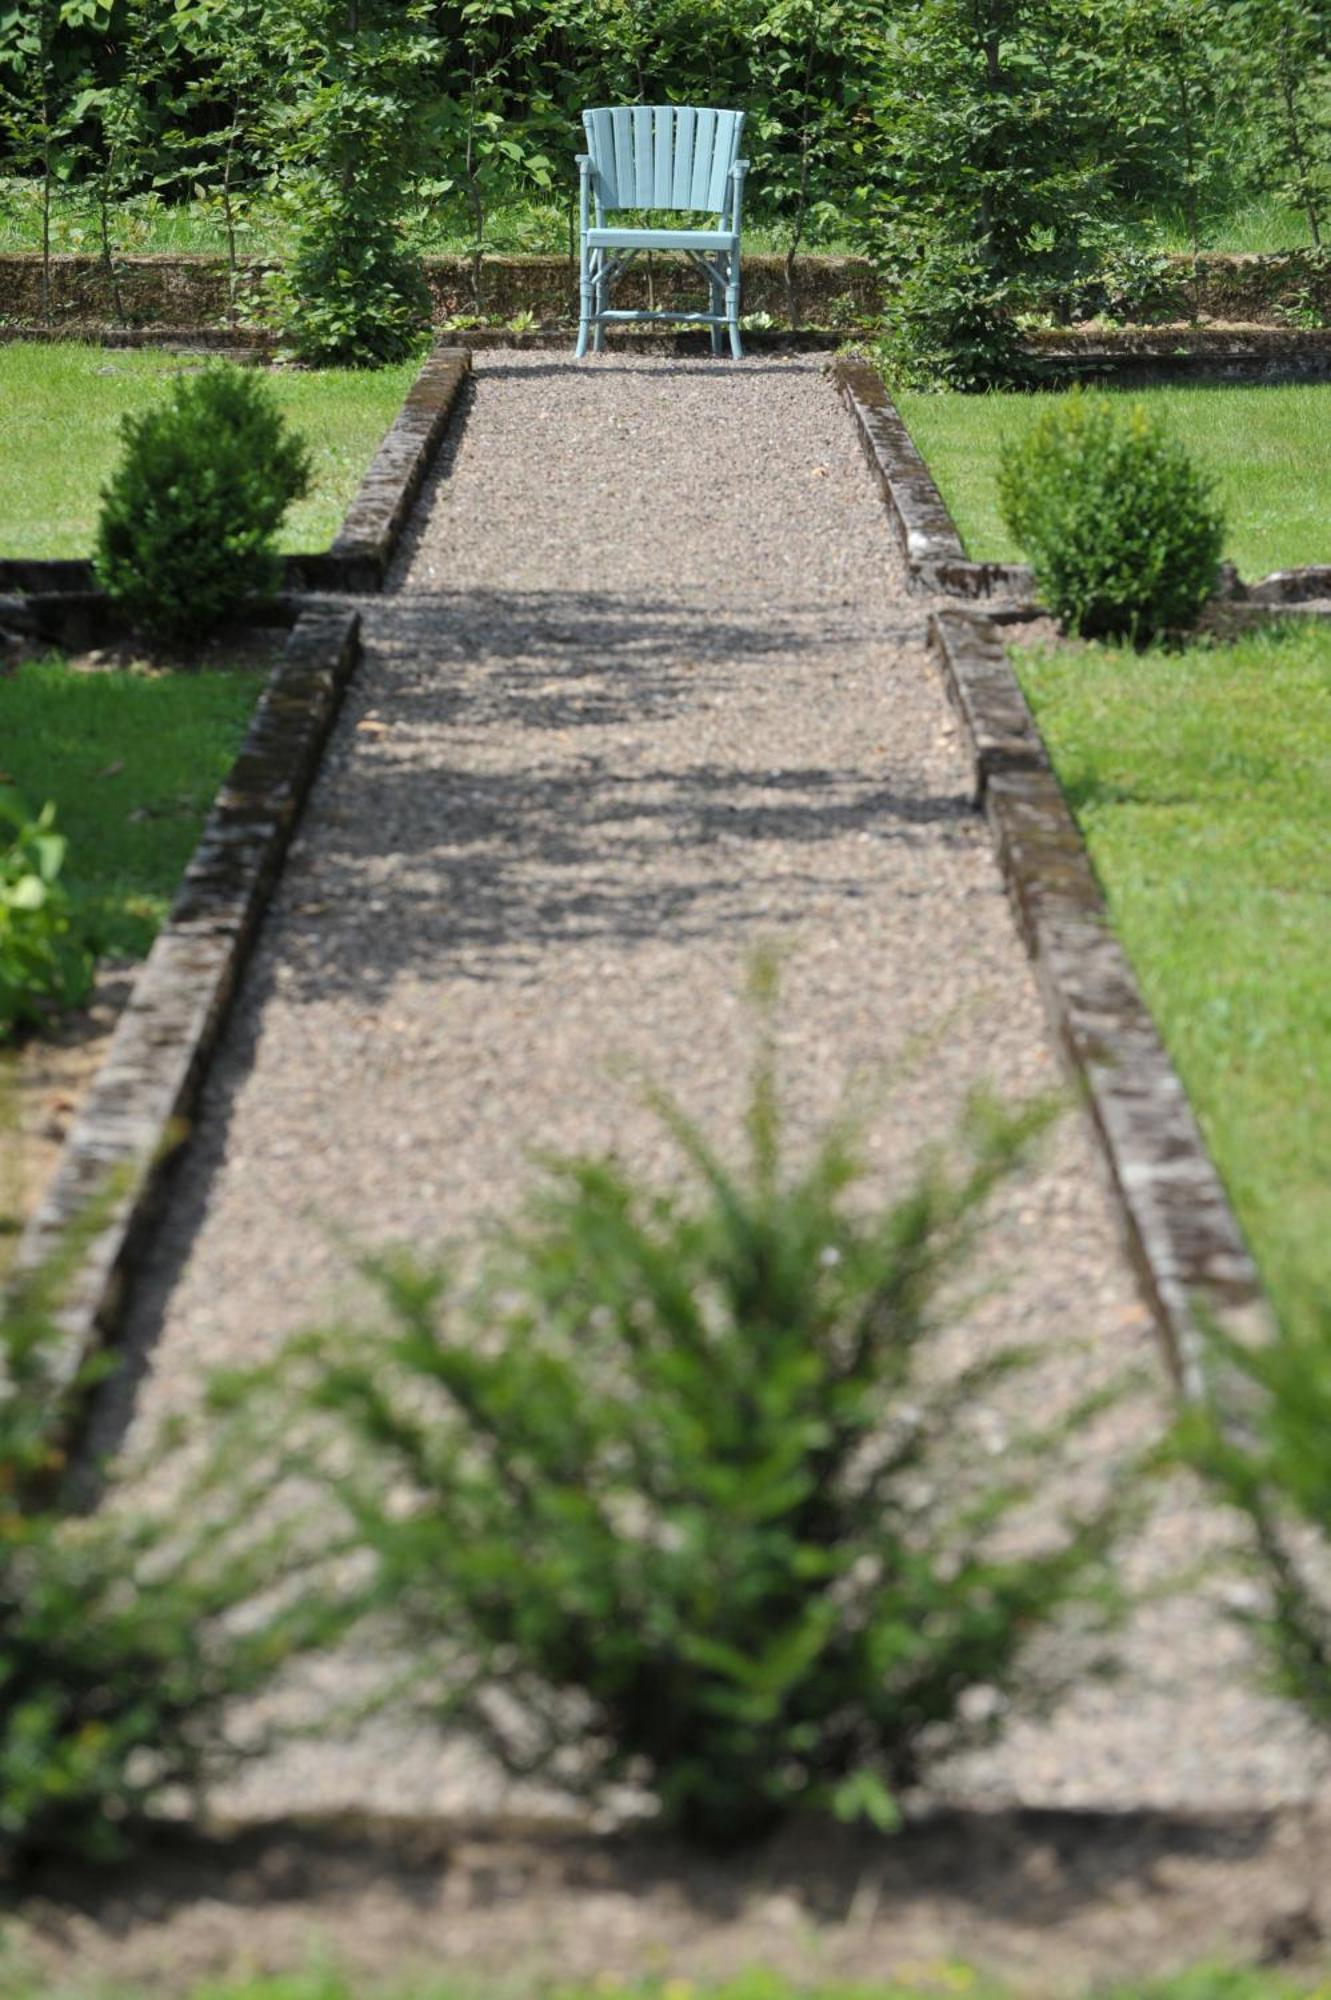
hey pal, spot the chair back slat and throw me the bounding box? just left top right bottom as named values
left=653, top=105, right=674, bottom=204
left=583, top=104, right=743, bottom=214
left=689, top=108, right=719, bottom=209
left=586, top=106, right=614, bottom=209
left=632, top=105, right=654, bottom=204
left=706, top=115, right=737, bottom=211
left=670, top=106, right=697, bottom=207
left=611, top=106, right=634, bottom=209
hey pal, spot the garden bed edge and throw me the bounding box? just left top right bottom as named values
left=927, top=605, right=1276, bottom=1385
left=10, top=601, right=362, bottom=1410
left=0, top=341, right=471, bottom=600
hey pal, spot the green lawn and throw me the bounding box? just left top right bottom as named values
left=0, top=343, right=416, bottom=559
left=1013, top=620, right=1331, bottom=1329
left=0, top=654, right=262, bottom=958
left=896, top=383, right=1331, bottom=582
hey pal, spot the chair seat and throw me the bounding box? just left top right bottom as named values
left=586, top=227, right=738, bottom=252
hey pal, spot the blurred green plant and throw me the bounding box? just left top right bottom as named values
left=215, top=974, right=1128, bottom=1848
left=997, top=391, right=1225, bottom=640
left=1173, top=1309, right=1331, bottom=1735
left=0, top=1218, right=349, bottom=1871
left=0, top=791, right=94, bottom=1042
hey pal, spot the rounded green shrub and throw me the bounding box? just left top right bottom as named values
left=95, top=366, right=311, bottom=644
left=997, top=391, right=1226, bottom=641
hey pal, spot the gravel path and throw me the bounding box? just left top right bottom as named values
left=102, top=351, right=1324, bottom=1821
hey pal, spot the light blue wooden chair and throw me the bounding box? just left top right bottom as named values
left=575, top=106, right=748, bottom=360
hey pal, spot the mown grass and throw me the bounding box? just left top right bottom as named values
left=0, top=653, right=262, bottom=958
left=0, top=343, right=416, bottom=559
left=1, top=1966, right=1329, bottom=2000
left=896, top=383, right=1331, bottom=582
left=1013, top=620, right=1331, bottom=1330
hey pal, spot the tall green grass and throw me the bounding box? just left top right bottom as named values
left=0, top=183, right=854, bottom=260
left=0, top=179, right=1314, bottom=261
left=1014, top=620, right=1331, bottom=1329
left=0, top=344, right=416, bottom=559
left=897, top=383, right=1331, bottom=582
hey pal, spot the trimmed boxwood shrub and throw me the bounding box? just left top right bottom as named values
left=997, top=391, right=1225, bottom=641
left=95, top=365, right=310, bottom=644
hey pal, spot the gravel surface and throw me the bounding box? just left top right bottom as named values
left=98, top=350, right=1326, bottom=1823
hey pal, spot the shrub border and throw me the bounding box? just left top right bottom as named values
left=0, top=342, right=472, bottom=600
left=10, top=601, right=361, bottom=1406
left=831, top=354, right=1276, bottom=1382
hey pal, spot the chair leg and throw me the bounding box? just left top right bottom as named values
left=709, top=278, right=723, bottom=356
left=593, top=260, right=607, bottom=353
left=726, top=265, right=743, bottom=361
left=576, top=238, right=591, bottom=357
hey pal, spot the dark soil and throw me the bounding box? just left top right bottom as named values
left=6, top=1807, right=1331, bottom=1996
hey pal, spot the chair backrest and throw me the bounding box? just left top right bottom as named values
left=582, top=106, right=744, bottom=215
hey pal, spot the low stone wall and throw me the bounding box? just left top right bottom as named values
left=1175, top=248, right=1331, bottom=322
left=0, top=252, right=879, bottom=331
left=1025, top=324, right=1331, bottom=382
left=3, top=246, right=1326, bottom=333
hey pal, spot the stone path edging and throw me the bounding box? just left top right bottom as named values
left=11, top=602, right=361, bottom=1407
left=927, top=606, right=1276, bottom=1386
left=1025, top=325, right=1331, bottom=383
left=829, top=358, right=1038, bottom=607
left=829, top=352, right=1275, bottom=1375
left=0, top=344, right=471, bottom=601
left=294, top=344, right=471, bottom=591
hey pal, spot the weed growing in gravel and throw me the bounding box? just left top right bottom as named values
left=213, top=974, right=1130, bottom=1848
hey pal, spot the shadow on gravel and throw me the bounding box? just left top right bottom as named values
left=251, top=587, right=970, bottom=1009
left=8, top=1806, right=1313, bottom=1989
left=79, top=579, right=971, bottom=1466
left=272, top=753, right=972, bottom=1000
left=365, top=587, right=872, bottom=731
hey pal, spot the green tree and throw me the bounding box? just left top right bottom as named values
left=868, top=0, right=1125, bottom=385
left=264, top=0, right=435, bottom=365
